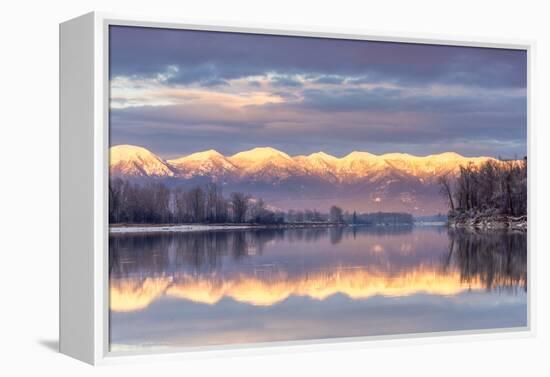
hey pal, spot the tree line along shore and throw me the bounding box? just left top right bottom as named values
left=438, top=158, right=527, bottom=230
left=109, top=178, right=413, bottom=228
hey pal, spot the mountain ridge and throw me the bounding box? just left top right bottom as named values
left=111, top=144, right=495, bottom=181
left=109, top=144, right=501, bottom=214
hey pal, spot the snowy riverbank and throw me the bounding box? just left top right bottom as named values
left=110, top=224, right=256, bottom=234
left=448, top=214, right=527, bottom=231
left=109, top=222, right=350, bottom=234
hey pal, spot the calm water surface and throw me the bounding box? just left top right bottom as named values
left=109, top=226, right=527, bottom=351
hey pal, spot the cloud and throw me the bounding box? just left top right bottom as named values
left=271, top=75, right=303, bottom=88
left=110, top=85, right=526, bottom=159
left=296, top=86, right=526, bottom=115
left=311, top=75, right=346, bottom=85
left=109, top=26, right=526, bottom=89
left=108, top=26, right=527, bottom=159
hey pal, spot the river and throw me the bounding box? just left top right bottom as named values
left=109, top=225, right=527, bottom=351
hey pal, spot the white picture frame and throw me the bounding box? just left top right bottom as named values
left=59, top=11, right=536, bottom=365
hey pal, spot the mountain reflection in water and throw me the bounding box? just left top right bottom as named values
left=109, top=226, right=527, bottom=350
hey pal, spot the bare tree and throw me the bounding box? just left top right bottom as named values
left=187, top=187, right=205, bottom=222
left=437, top=174, right=455, bottom=212
left=205, top=183, right=219, bottom=223
left=230, top=192, right=250, bottom=223
left=250, top=198, right=266, bottom=223
left=174, top=186, right=189, bottom=222
left=443, top=159, right=527, bottom=217
left=215, top=196, right=228, bottom=223
left=455, top=163, right=479, bottom=211
left=329, top=205, right=343, bottom=223
left=109, top=178, right=124, bottom=223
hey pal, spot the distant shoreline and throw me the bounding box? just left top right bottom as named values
left=108, top=222, right=424, bottom=234
left=109, top=222, right=353, bottom=234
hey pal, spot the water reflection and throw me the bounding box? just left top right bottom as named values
left=109, top=226, right=527, bottom=350
left=110, top=226, right=416, bottom=276
left=445, top=230, right=527, bottom=292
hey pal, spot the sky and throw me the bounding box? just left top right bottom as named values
left=109, top=25, right=527, bottom=159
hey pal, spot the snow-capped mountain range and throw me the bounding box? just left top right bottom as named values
left=110, top=144, right=496, bottom=214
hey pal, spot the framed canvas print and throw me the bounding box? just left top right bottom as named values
left=59, top=12, right=534, bottom=365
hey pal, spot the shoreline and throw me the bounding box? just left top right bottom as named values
left=109, top=222, right=351, bottom=234
left=448, top=214, right=527, bottom=231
